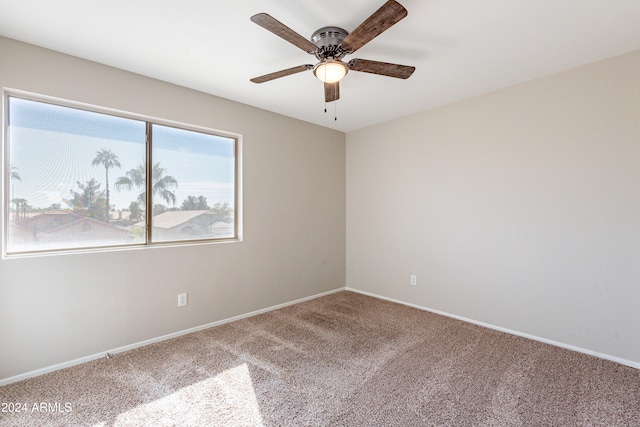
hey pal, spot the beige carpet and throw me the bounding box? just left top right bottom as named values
left=1, top=291, right=639, bottom=426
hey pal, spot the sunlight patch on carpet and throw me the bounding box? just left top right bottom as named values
left=111, top=363, right=264, bottom=426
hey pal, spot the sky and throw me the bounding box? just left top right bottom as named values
left=7, top=96, right=236, bottom=211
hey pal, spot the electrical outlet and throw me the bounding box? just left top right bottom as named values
left=410, top=275, right=417, bottom=286
left=177, top=292, right=188, bottom=307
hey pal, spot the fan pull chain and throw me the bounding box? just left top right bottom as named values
left=323, top=101, right=337, bottom=121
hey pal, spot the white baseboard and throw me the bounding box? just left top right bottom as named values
left=5, top=285, right=635, bottom=386
left=346, top=287, right=640, bottom=370
left=0, top=287, right=345, bottom=386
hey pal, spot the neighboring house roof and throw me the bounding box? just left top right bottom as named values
left=18, top=211, right=60, bottom=220
left=39, top=216, right=128, bottom=236
left=18, top=211, right=82, bottom=227
left=211, top=221, right=233, bottom=229
left=136, top=210, right=212, bottom=230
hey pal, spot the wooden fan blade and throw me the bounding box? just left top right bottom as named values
left=340, top=0, right=407, bottom=53
left=348, top=58, right=415, bottom=79
left=250, top=65, right=313, bottom=83
left=251, top=13, right=318, bottom=54
left=325, top=82, right=340, bottom=102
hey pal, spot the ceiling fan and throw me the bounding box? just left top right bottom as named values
left=250, top=0, right=415, bottom=103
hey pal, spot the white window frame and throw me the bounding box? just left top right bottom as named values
left=3, top=89, right=243, bottom=257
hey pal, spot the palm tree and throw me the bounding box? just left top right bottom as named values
left=11, top=198, right=28, bottom=221
left=10, top=165, right=21, bottom=221
left=116, top=162, right=178, bottom=208
left=92, top=149, right=121, bottom=222
left=10, top=165, right=21, bottom=181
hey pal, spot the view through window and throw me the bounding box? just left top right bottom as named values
left=5, top=95, right=238, bottom=255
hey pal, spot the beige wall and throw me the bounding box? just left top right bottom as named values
left=0, top=37, right=346, bottom=381
left=347, top=51, right=640, bottom=366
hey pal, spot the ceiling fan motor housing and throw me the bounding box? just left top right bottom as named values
left=311, top=26, right=349, bottom=60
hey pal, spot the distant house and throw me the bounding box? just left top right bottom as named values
left=110, top=210, right=132, bottom=221
left=10, top=211, right=129, bottom=251
left=133, top=210, right=234, bottom=241
left=15, top=211, right=82, bottom=233
left=40, top=217, right=129, bottom=244
left=210, top=217, right=235, bottom=237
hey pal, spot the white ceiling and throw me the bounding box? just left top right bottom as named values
left=1, top=0, right=639, bottom=133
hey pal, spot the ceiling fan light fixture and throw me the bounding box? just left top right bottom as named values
left=314, top=60, right=348, bottom=83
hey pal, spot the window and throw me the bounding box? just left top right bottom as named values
left=4, top=93, right=240, bottom=255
